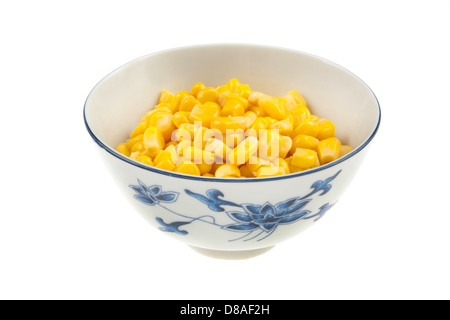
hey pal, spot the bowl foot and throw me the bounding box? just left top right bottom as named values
left=189, top=245, right=275, bottom=260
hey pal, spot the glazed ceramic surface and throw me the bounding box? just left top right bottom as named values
left=84, top=44, right=380, bottom=252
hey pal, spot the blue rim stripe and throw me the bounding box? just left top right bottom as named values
left=83, top=44, right=381, bottom=183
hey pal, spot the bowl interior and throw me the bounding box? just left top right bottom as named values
left=85, top=44, right=379, bottom=154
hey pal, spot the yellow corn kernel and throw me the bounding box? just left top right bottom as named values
left=137, top=155, right=154, bottom=166
left=269, top=118, right=294, bottom=136
left=316, top=119, right=336, bottom=140
left=272, top=158, right=290, bottom=175
left=202, top=173, right=214, bottom=177
left=221, top=99, right=245, bottom=117
left=317, top=137, right=341, bottom=164
left=258, top=95, right=286, bottom=120
left=239, top=164, right=256, bottom=178
left=339, top=144, right=353, bottom=157
left=291, top=148, right=320, bottom=170
left=129, top=151, right=141, bottom=161
left=169, top=91, right=192, bottom=113
left=278, top=94, right=297, bottom=111
left=143, top=127, right=165, bottom=158
left=191, top=82, right=206, bottom=98
left=290, top=134, right=320, bottom=154
left=258, top=129, right=283, bottom=160
left=216, top=85, right=229, bottom=93
left=310, top=115, right=320, bottom=122
left=130, top=141, right=146, bottom=154
left=189, top=104, right=220, bottom=127
left=247, top=105, right=266, bottom=117
left=155, top=158, right=176, bottom=171
left=248, top=91, right=264, bottom=105
left=126, top=134, right=144, bottom=150
left=215, top=164, right=241, bottom=178
left=164, top=144, right=182, bottom=164
left=192, top=125, right=209, bottom=149
left=179, top=95, right=200, bottom=112
left=147, top=112, right=176, bottom=142
left=115, top=143, right=130, bottom=157
left=226, top=78, right=241, bottom=92
left=256, top=165, right=284, bottom=178
left=174, top=161, right=201, bottom=176
left=176, top=139, right=192, bottom=157
left=291, top=119, right=319, bottom=138
left=130, top=122, right=148, bottom=139
left=204, top=138, right=232, bottom=163
left=210, top=116, right=246, bottom=134
left=236, top=84, right=251, bottom=99
left=280, top=135, right=293, bottom=159
left=288, top=90, right=307, bottom=108
left=289, top=106, right=311, bottom=128
left=172, top=111, right=191, bottom=128
left=224, top=130, right=245, bottom=148
left=173, top=123, right=195, bottom=142
left=246, top=156, right=272, bottom=172
left=228, top=136, right=259, bottom=165
left=249, top=117, right=269, bottom=136
left=244, top=111, right=257, bottom=129
left=159, top=90, right=174, bottom=104
left=217, top=91, right=249, bottom=109
left=196, top=87, right=219, bottom=104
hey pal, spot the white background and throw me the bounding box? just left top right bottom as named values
left=1, top=0, right=449, bottom=300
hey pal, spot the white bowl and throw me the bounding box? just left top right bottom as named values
left=84, top=44, right=380, bottom=259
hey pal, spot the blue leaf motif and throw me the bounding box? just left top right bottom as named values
left=155, top=191, right=178, bottom=203
left=222, top=223, right=260, bottom=232
left=226, top=211, right=253, bottom=223
left=134, top=194, right=156, bottom=206
left=155, top=217, right=190, bottom=235
left=279, top=210, right=311, bottom=224
left=185, top=189, right=239, bottom=212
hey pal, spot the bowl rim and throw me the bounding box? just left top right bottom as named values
left=83, top=43, right=381, bottom=183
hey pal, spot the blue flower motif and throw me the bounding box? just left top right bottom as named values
left=223, top=197, right=312, bottom=233
left=155, top=217, right=190, bottom=235
left=129, top=180, right=179, bottom=206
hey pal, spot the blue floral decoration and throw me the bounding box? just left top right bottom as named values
left=129, top=170, right=341, bottom=242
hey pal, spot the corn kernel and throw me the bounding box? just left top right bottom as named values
left=174, top=161, right=201, bottom=176
left=272, top=158, right=290, bottom=175
left=216, top=85, right=229, bottom=93
left=317, top=137, right=341, bottom=164
left=244, top=111, right=257, bottom=129
left=172, top=111, right=191, bottom=128
left=291, top=119, right=319, bottom=138
left=130, top=141, right=145, bottom=154
left=130, top=122, right=148, bottom=139
left=248, top=92, right=264, bottom=105
left=189, top=104, right=220, bottom=127
left=316, top=118, right=336, bottom=140
left=258, top=129, right=283, bottom=160
left=247, top=105, right=267, bottom=117
left=215, top=164, right=241, bottom=178
left=179, top=95, right=200, bottom=112
left=159, top=90, right=174, bottom=104
left=239, top=164, right=256, bottom=178
left=256, top=166, right=284, bottom=178
left=197, top=87, right=219, bottom=103
left=164, top=144, right=182, bottom=164
left=291, top=148, right=320, bottom=170
left=288, top=90, right=307, bottom=108
left=246, top=156, right=272, bottom=172
left=224, top=130, right=245, bottom=148
left=249, top=117, right=269, bottom=136
left=226, top=78, right=241, bottom=92
left=169, top=91, right=192, bottom=113
left=236, top=84, right=251, bottom=99
left=143, top=127, right=165, bottom=158
left=191, top=82, right=206, bottom=98
left=221, top=99, right=245, bottom=117
left=339, top=144, right=353, bottom=157
left=258, top=95, right=286, bottom=120
left=279, top=94, right=297, bottom=111
left=115, top=143, right=130, bottom=157
left=289, top=106, right=311, bottom=127
left=204, top=138, right=232, bottom=163
left=210, top=116, right=246, bottom=134
left=290, top=134, right=320, bottom=154
left=217, top=91, right=249, bottom=109
left=126, top=134, right=143, bottom=150
left=147, top=112, right=176, bottom=142
left=269, top=118, right=294, bottom=136
left=228, top=136, right=259, bottom=165
left=137, top=155, right=154, bottom=166
left=280, top=135, right=293, bottom=159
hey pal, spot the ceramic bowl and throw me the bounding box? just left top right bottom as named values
left=84, top=44, right=380, bottom=259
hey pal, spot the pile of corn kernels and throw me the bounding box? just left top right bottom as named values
left=115, top=79, right=352, bottom=178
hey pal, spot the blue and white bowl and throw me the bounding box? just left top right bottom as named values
left=84, top=44, right=380, bottom=258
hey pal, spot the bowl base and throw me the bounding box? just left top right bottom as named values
left=189, top=245, right=275, bottom=260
